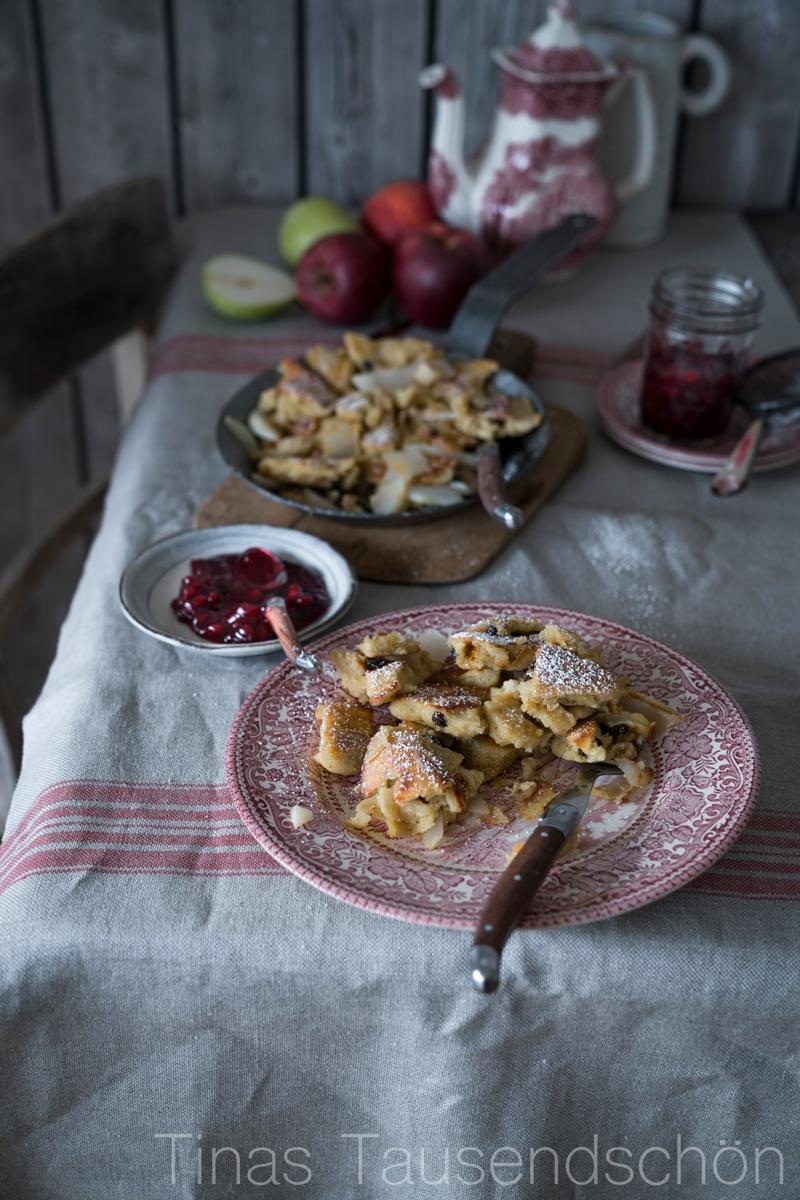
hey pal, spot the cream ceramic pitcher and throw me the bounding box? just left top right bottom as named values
left=585, top=13, right=730, bottom=247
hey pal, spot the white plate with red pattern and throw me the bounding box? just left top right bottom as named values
left=597, top=360, right=800, bottom=473
left=226, top=603, right=759, bottom=928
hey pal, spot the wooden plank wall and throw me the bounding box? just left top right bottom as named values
left=5, top=0, right=800, bottom=251
left=0, top=0, right=799, bottom=770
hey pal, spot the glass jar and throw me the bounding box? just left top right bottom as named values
left=640, top=268, right=763, bottom=440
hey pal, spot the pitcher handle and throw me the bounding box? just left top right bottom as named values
left=680, top=34, right=731, bottom=117
left=611, top=64, right=657, bottom=202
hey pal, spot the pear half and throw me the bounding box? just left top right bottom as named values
left=202, top=254, right=295, bottom=320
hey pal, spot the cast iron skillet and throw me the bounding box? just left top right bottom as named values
left=217, top=214, right=597, bottom=528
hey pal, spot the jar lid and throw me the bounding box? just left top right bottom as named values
left=652, top=268, right=764, bottom=333
left=494, top=0, right=616, bottom=84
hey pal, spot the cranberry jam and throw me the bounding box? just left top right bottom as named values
left=641, top=338, right=739, bottom=440
left=640, top=268, right=763, bottom=441
left=171, top=547, right=329, bottom=644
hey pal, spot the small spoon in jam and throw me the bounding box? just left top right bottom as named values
left=237, top=546, right=288, bottom=590
left=266, top=597, right=323, bottom=674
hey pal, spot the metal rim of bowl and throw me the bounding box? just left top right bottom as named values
left=118, top=524, right=358, bottom=654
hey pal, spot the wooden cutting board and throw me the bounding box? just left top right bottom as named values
left=194, top=404, right=585, bottom=584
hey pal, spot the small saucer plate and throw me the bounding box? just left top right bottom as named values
left=596, top=359, right=800, bottom=473
left=119, top=524, right=357, bottom=656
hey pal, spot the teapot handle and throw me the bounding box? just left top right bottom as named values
left=608, top=64, right=657, bottom=202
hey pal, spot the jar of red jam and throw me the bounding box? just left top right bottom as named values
left=640, top=268, right=763, bottom=440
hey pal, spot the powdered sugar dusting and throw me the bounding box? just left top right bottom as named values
left=364, top=728, right=455, bottom=801
left=451, top=629, right=539, bottom=646
left=450, top=615, right=542, bottom=646
left=533, top=643, right=618, bottom=700
left=320, top=703, right=372, bottom=754
left=581, top=515, right=668, bottom=630
left=404, top=684, right=484, bottom=710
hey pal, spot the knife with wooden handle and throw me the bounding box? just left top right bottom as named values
left=471, top=765, right=622, bottom=993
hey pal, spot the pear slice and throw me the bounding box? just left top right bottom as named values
left=202, top=254, right=295, bottom=320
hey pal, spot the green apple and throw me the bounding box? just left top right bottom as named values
left=201, top=254, right=295, bottom=320
left=279, top=196, right=360, bottom=266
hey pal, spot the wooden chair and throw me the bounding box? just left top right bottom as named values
left=0, top=176, right=177, bottom=775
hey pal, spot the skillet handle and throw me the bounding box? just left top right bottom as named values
left=477, top=443, right=524, bottom=529
left=445, top=214, right=599, bottom=360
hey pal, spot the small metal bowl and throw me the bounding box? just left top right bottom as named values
left=119, top=524, right=357, bottom=656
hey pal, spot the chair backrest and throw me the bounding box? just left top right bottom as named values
left=0, top=176, right=176, bottom=435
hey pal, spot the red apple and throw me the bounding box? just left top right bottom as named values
left=362, top=180, right=437, bottom=248
left=393, top=222, right=485, bottom=329
left=295, top=232, right=389, bottom=324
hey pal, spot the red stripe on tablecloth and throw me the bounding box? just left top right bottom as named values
left=2, top=845, right=272, bottom=879
left=690, top=855, right=800, bottom=876
left=11, top=803, right=241, bottom=824
left=740, top=811, right=800, bottom=833
left=0, top=827, right=257, bottom=882
left=686, top=872, right=800, bottom=900
left=732, top=835, right=800, bottom=851
left=149, top=333, right=340, bottom=380
left=3, top=826, right=262, bottom=858
left=0, top=781, right=284, bottom=894
left=536, top=344, right=616, bottom=368
left=0, top=858, right=279, bottom=894
left=148, top=333, right=612, bottom=386
left=3, top=780, right=235, bottom=843
left=4, top=781, right=800, bottom=902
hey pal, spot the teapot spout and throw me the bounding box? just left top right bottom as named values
left=420, top=64, right=475, bottom=231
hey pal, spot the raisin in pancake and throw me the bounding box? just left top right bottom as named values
left=449, top=617, right=543, bottom=672
left=550, top=718, right=611, bottom=764
left=388, top=684, right=487, bottom=738
left=330, top=631, right=436, bottom=707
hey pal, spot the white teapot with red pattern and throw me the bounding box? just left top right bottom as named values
left=420, top=0, right=656, bottom=257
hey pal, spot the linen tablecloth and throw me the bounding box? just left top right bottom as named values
left=2, top=210, right=799, bottom=1199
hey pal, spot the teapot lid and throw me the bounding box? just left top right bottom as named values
left=496, top=0, right=616, bottom=83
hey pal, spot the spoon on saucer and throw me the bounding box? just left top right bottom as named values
left=712, top=350, right=800, bottom=496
